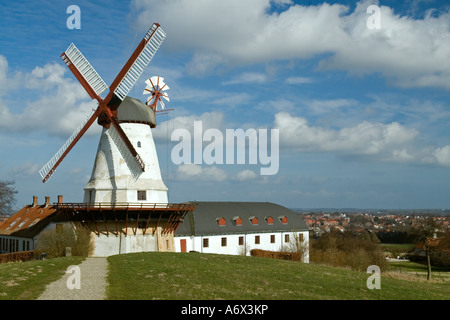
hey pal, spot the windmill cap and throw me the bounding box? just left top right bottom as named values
left=117, top=96, right=157, bottom=127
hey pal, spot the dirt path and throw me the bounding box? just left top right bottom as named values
left=37, top=257, right=108, bottom=300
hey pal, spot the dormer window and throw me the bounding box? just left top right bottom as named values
left=233, top=216, right=243, bottom=226
left=249, top=216, right=258, bottom=225
left=17, top=218, right=29, bottom=229
left=265, top=216, right=274, bottom=225
left=217, top=217, right=226, bottom=227
left=7, top=218, right=21, bottom=230
left=279, top=216, right=288, bottom=224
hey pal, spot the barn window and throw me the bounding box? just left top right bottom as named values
left=285, top=234, right=290, bottom=243
left=217, top=217, right=226, bottom=227
left=137, top=141, right=142, bottom=148
left=265, top=216, right=274, bottom=225
left=203, top=238, right=209, bottom=248
left=255, top=235, right=260, bottom=244
left=233, top=216, right=243, bottom=226
left=249, top=216, right=258, bottom=225
left=137, top=190, right=147, bottom=201
left=239, top=236, right=244, bottom=245
left=221, top=237, right=227, bottom=247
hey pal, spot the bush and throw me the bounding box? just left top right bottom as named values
left=0, top=251, right=34, bottom=264
left=35, top=223, right=93, bottom=258
left=310, top=231, right=388, bottom=272
left=250, top=249, right=302, bottom=261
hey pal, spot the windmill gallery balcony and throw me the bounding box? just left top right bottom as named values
left=54, top=201, right=196, bottom=237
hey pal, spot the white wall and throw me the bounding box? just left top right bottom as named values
left=0, top=235, right=33, bottom=253
left=84, top=123, right=168, bottom=205
left=175, top=231, right=309, bottom=263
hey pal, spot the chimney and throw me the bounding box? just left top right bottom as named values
left=32, top=196, right=39, bottom=207
left=58, top=195, right=63, bottom=204
left=45, top=196, right=51, bottom=207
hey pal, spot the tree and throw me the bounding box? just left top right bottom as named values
left=413, top=218, right=439, bottom=280
left=0, top=180, right=17, bottom=215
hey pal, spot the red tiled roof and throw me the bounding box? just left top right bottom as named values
left=0, top=204, right=57, bottom=237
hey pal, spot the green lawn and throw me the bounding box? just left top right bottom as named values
left=106, top=252, right=450, bottom=300
left=0, top=253, right=448, bottom=300
left=0, top=256, right=84, bottom=300
left=387, top=259, right=450, bottom=283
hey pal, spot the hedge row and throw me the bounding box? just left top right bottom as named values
left=0, top=251, right=35, bottom=264
left=250, top=249, right=302, bottom=261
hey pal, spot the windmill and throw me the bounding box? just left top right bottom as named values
left=143, top=76, right=170, bottom=111
left=39, top=23, right=166, bottom=184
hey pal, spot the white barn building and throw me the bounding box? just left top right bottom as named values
left=174, top=201, right=309, bottom=263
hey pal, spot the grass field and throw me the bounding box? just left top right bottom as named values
left=106, top=252, right=450, bottom=300
left=0, top=256, right=84, bottom=300
left=0, top=252, right=448, bottom=300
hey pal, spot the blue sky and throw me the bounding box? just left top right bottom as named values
left=1, top=0, right=450, bottom=210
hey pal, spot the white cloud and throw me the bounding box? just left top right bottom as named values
left=8, top=161, right=40, bottom=179
left=235, top=169, right=258, bottom=181
left=153, top=111, right=225, bottom=142
left=0, top=58, right=99, bottom=138
left=222, top=72, right=267, bottom=85
left=285, top=77, right=314, bottom=85
left=133, top=0, right=450, bottom=88
left=274, top=111, right=420, bottom=159
left=432, top=146, right=450, bottom=166
left=308, top=99, right=358, bottom=115
left=174, top=163, right=227, bottom=182
left=0, top=55, right=20, bottom=97
left=273, top=111, right=450, bottom=167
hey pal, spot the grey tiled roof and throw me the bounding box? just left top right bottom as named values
left=175, top=201, right=308, bottom=236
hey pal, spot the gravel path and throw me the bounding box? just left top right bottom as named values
left=37, top=257, right=108, bottom=300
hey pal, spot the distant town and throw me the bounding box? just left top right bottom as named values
left=294, top=208, right=449, bottom=239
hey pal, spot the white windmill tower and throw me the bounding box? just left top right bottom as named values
left=39, top=23, right=170, bottom=205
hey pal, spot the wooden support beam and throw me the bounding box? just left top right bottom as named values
left=162, top=213, right=174, bottom=234
left=133, top=212, right=140, bottom=236
left=125, top=212, right=128, bottom=236
left=143, top=212, right=152, bottom=235
left=153, top=213, right=162, bottom=235
left=114, top=210, right=119, bottom=236
left=164, top=213, right=179, bottom=235
left=102, top=210, right=109, bottom=236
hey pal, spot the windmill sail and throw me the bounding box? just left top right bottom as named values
left=114, top=24, right=166, bottom=101
left=107, top=119, right=145, bottom=180
left=61, top=44, right=109, bottom=102
left=39, top=109, right=98, bottom=183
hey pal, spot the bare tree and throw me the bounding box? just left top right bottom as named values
left=0, top=180, right=17, bottom=215
left=413, top=218, right=439, bottom=281
left=280, top=232, right=309, bottom=263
